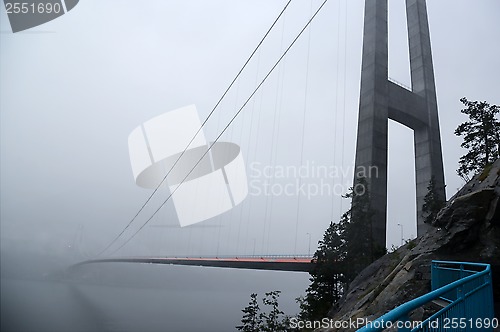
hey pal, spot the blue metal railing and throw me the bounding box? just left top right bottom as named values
left=357, top=260, right=495, bottom=331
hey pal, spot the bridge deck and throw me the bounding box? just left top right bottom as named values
left=74, top=256, right=315, bottom=272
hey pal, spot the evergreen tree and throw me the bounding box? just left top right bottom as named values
left=236, top=293, right=261, bottom=332
left=344, top=177, right=384, bottom=280
left=299, top=220, right=346, bottom=321
left=422, top=176, right=445, bottom=224
left=298, top=177, right=383, bottom=321
left=260, top=291, right=288, bottom=332
left=455, top=97, right=500, bottom=181
left=238, top=291, right=291, bottom=332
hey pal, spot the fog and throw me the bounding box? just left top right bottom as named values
left=1, top=0, right=499, bottom=331
left=2, top=263, right=309, bottom=331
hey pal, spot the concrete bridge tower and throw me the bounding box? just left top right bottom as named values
left=354, top=0, right=446, bottom=249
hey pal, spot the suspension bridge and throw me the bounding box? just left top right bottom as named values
left=73, top=255, right=315, bottom=272
left=73, top=0, right=445, bottom=273
left=70, top=2, right=498, bottom=328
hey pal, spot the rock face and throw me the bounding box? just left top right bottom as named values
left=322, top=159, right=500, bottom=331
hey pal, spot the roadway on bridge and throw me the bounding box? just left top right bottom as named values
left=73, top=255, right=315, bottom=272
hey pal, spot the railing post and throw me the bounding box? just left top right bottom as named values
left=485, top=272, right=495, bottom=330
left=431, top=261, right=438, bottom=290
left=457, top=282, right=466, bottom=329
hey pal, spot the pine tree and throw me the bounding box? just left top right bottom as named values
left=236, top=293, right=262, bottom=332
left=260, top=291, right=288, bottom=332
left=422, top=176, right=445, bottom=224
left=299, top=220, right=346, bottom=321
left=238, top=291, right=292, bottom=332
left=297, top=177, right=384, bottom=321
left=344, top=177, right=384, bottom=280
left=455, top=97, right=500, bottom=181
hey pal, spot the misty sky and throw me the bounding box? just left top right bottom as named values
left=1, top=0, right=499, bottom=268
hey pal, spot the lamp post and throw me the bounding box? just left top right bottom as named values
left=397, top=223, right=404, bottom=246
left=306, top=233, right=311, bottom=256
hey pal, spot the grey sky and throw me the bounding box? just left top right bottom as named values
left=1, top=0, right=499, bottom=265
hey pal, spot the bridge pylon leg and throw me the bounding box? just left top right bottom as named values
left=353, top=0, right=446, bottom=250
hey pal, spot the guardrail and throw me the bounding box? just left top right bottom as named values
left=357, top=260, right=495, bottom=331
left=153, top=254, right=313, bottom=259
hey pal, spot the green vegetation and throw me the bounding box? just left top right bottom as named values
left=478, top=163, right=493, bottom=182
left=422, top=176, right=445, bottom=224
left=406, top=238, right=417, bottom=250
left=298, top=220, right=345, bottom=322
left=343, top=177, right=386, bottom=278
left=455, top=97, right=500, bottom=182
left=298, top=177, right=384, bottom=321
left=237, top=293, right=261, bottom=332
left=236, top=291, right=291, bottom=332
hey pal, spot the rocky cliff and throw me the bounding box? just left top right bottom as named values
left=321, top=159, right=500, bottom=331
